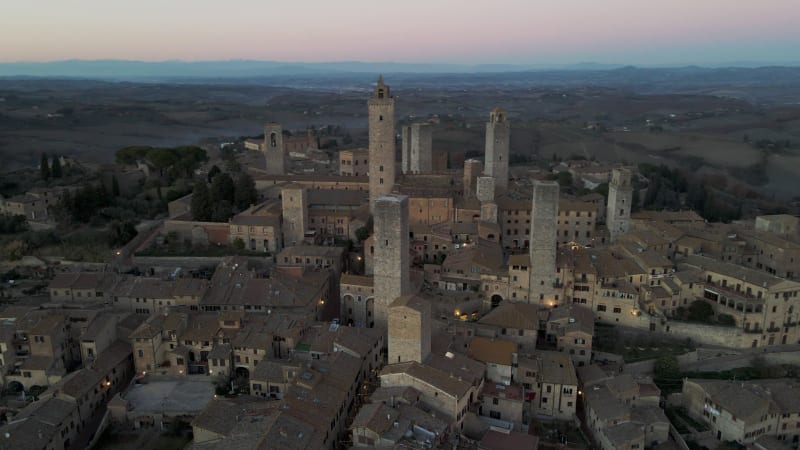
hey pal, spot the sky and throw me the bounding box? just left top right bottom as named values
left=2, top=0, right=799, bottom=66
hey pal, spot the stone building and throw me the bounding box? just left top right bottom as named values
left=228, top=200, right=281, bottom=253
left=682, top=378, right=800, bottom=445
left=401, top=123, right=433, bottom=175
left=263, top=123, right=285, bottom=175
left=607, top=168, right=633, bottom=242
left=340, top=274, right=374, bottom=327
left=484, top=108, right=510, bottom=190
left=368, top=76, right=396, bottom=212
left=373, top=195, right=410, bottom=329
left=463, top=159, right=483, bottom=200
left=339, top=148, right=369, bottom=176
left=388, top=295, right=431, bottom=364
left=529, top=181, right=560, bottom=306
left=281, top=183, right=308, bottom=247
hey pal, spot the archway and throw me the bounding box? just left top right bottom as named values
left=491, top=295, right=503, bottom=309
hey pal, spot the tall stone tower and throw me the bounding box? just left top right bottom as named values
left=477, top=176, right=498, bottom=223
left=368, top=76, right=396, bottom=212
left=388, top=295, right=431, bottom=364
left=529, top=180, right=559, bottom=306
left=463, top=159, right=483, bottom=199
left=281, top=184, right=307, bottom=247
left=402, top=123, right=432, bottom=175
left=607, top=168, right=633, bottom=242
left=373, top=195, right=410, bottom=329
left=484, top=108, right=510, bottom=190
left=263, top=123, right=285, bottom=175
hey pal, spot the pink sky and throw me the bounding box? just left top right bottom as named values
left=3, top=0, right=799, bottom=64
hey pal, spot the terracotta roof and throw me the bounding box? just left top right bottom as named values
left=468, top=336, right=516, bottom=366
left=479, top=301, right=540, bottom=330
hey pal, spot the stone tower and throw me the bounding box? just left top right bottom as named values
left=607, top=168, right=633, bottom=242
left=368, top=76, right=396, bottom=212
left=373, top=194, right=410, bottom=329
left=263, top=123, right=285, bottom=175
left=477, top=176, right=498, bottom=223
left=281, top=184, right=307, bottom=247
left=529, top=180, right=559, bottom=306
left=484, top=108, right=510, bottom=190
left=401, top=123, right=432, bottom=175
left=388, top=295, right=431, bottom=364
left=463, top=159, right=483, bottom=199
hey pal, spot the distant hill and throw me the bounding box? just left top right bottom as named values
left=4, top=59, right=798, bottom=81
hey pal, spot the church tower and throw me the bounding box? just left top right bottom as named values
left=607, top=168, right=633, bottom=242
left=263, top=123, right=285, bottom=175
left=484, top=108, right=510, bottom=190
left=368, top=76, right=396, bottom=212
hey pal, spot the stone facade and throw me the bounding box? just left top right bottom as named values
left=388, top=295, right=431, bottom=364
left=263, top=123, right=285, bottom=175
left=339, top=148, right=369, bottom=176
left=484, top=108, right=510, bottom=190
left=529, top=181, right=560, bottom=306
left=401, top=123, right=433, bottom=175
left=476, top=176, right=495, bottom=204
left=463, top=159, right=483, bottom=199
left=368, top=76, right=396, bottom=212
left=281, top=184, right=307, bottom=247
left=373, top=195, right=410, bottom=328
left=607, top=168, right=632, bottom=242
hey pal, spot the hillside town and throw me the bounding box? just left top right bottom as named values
left=0, top=77, right=799, bottom=450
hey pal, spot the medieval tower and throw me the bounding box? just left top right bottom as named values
left=263, top=123, right=285, bottom=175
left=463, top=159, right=483, bottom=199
left=373, top=194, right=410, bottom=329
left=388, top=295, right=431, bottom=364
left=401, top=123, right=432, bottom=175
left=281, top=184, right=307, bottom=247
left=368, top=76, right=396, bottom=212
left=529, top=180, right=559, bottom=306
left=607, top=168, right=633, bottom=242
left=484, top=108, right=510, bottom=190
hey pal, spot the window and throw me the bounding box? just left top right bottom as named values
left=138, top=349, right=144, bottom=358
left=492, top=398, right=499, bottom=405
left=597, top=305, right=607, bottom=312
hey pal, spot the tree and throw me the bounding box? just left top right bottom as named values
left=234, top=173, right=258, bottom=210
left=355, top=226, right=371, bottom=242
left=40, top=153, right=51, bottom=181
left=109, top=220, right=138, bottom=247
left=207, top=165, right=221, bottom=182
left=687, top=300, right=714, bottom=323
left=50, top=155, right=62, bottom=178
left=210, top=173, right=235, bottom=204
left=232, top=237, right=245, bottom=251
left=211, top=200, right=233, bottom=222
left=654, top=354, right=681, bottom=381
left=111, top=175, right=121, bottom=197
left=191, top=181, right=212, bottom=221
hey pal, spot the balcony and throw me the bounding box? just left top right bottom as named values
left=784, top=321, right=797, bottom=328
left=767, top=327, right=781, bottom=333
left=744, top=328, right=763, bottom=334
